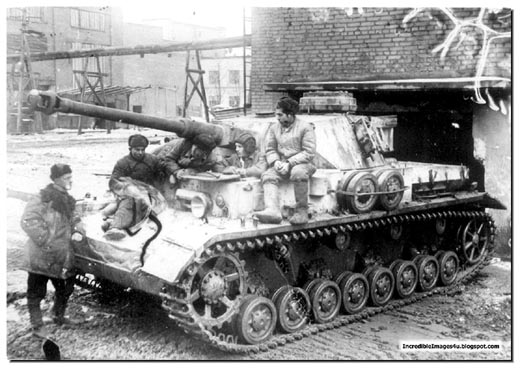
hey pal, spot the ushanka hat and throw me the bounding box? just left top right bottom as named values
left=50, top=163, right=72, bottom=180
left=128, top=134, right=149, bottom=148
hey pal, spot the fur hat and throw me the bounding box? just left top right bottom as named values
left=50, top=163, right=72, bottom=181
left=276, top=96, right=299, bottom=115
left=128, top=134, right=149, bottom=148
left=193, top=134, right=217, bottom=152
left=235, top=132, right=256, bottom=154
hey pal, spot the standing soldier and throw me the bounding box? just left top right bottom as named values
left=254, top=97, right=316, bottom=225
left=20, top=164, right=84, bottom=337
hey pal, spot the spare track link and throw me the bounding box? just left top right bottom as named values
left=162, top=209, right=496, bottom=354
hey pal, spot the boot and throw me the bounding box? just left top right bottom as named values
left=104, top=227, right=126, bottom=240
left=253, top=182, right=282, bottom=224
left=52, top=296, right=82, bottom=326
left=289, top=181, right=309, bottom=225
left=28, top=299, right=51, bottom=338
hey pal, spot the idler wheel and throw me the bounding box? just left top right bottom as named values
left=304, top=279, right=341, bottom=323
left=413, top=255, right=439, bottom=291
left=390, top=259, right=418, bottom=298
left=336, top=271, right=369, bottom=314
left=367, top=267, right=394, bottom=306
left=437, top=251, right=459, bottom=286
left=273, top=286, right=310, bottom=333
left=459, top=219, right=489, bottom=265
left=235, top=295, right=277, bottom=345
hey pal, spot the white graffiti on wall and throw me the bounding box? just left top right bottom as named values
left=403, top=8, right=511, bottom=113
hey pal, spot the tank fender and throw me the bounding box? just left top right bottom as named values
left=481, top=193, right=507, bottom=210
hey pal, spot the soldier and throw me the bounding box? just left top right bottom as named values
left=222, top=132, right=268, bottom=178
left=20, top=164, right=85, bottom=338
left=104, top=134, right=172, bottom=240
left=163, top=133, right=220, bottom=183
left=254, top=97, right=316, bottom=225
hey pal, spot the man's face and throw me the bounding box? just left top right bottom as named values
left=130, top=146, right=146, bottom=161
left=235, top=143, right=245, bottom=158
left=275, top=108, right=294, bottom=127
left=191, top=145, right=208, bottom=161
left=54, top=173, right=72, bottom=191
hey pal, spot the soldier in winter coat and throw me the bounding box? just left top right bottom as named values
left=163, top=133, right=222, bottom=182
left=222, top=132, right=268, bottom=178
left=20, top=164, right=84, bottom=338
left=254, top=97, right=316, bottom=225
left=104, top=134, right=172, bottom=240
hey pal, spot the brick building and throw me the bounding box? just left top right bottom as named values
left=250, top=7, right=511, bottom=246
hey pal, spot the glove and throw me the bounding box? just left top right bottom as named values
left=274, top=160, right=283, bottom=171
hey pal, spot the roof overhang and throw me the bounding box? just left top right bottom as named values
left=264, top=77, right=511, bottom=92
left=58, top=85, right=151, bottom=99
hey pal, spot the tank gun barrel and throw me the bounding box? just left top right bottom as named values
left=27, top=90, right=237, bottom=145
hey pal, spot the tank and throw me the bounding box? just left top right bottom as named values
left=28, top=89, right=506, bottom=353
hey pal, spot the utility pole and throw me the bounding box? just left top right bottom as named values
left=15, top=8, right=43, bottom=133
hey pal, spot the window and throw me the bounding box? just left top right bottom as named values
left=229, top=96, right=240, bottom=108
left=229, top=70, right=240, bottom=85
left=7, top=7, right=43, bottom=22
left=208, top=96, right=220, bottom=107
left=209, top=71, right=220, bottom=85
left=71, top=8, right=105, bottom=31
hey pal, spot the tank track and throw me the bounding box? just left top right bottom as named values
left=160, top=209, right=496, bottom=354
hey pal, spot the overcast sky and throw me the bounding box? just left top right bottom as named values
left=121, top=3, right=249, bottom=36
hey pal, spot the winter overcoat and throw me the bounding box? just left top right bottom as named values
left=265, top=117, right=316, bottom=167
left=20, top=184, right=80, bottom=279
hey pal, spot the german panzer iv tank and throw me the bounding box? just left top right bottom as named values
left=28, top=89, right=505, bottom=354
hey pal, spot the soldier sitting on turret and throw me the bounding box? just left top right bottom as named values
left=222, top=132, right=268, bottom=178
left=104, top=134, right=172, bottom=240
left=254, top=97, right=316, bottom=225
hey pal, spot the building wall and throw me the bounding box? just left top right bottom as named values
left=251, top=7, right=511, bottom=112
left=250, top=7, right=511, bottom=242
left=202, top=56, right=250, bottom=108
left=7, top=7, right=119, bottom=91
left=473, top=103, right=511, bottom=253
left=120, top=22, right=186, bottom=96
left=129, top=87, right=178, bottom=118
